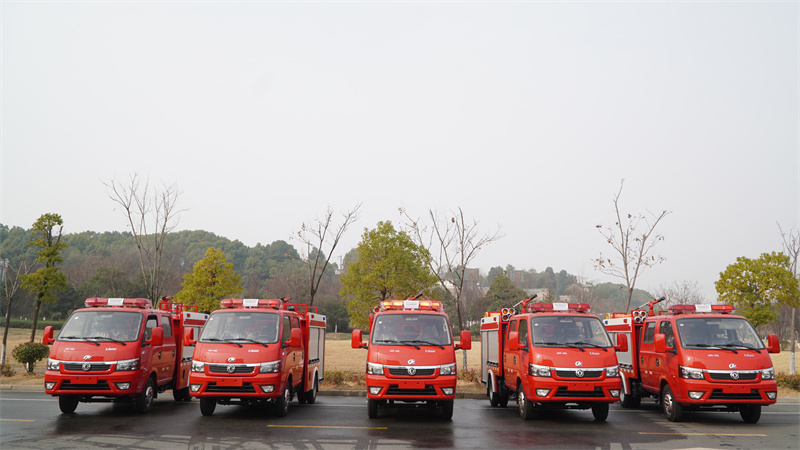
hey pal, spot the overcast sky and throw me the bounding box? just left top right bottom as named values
left=2, top=2, right=798, bottom=303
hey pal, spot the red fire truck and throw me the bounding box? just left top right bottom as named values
left=351, top=297, right=471, bottom=420
left=186, top=298, right=326, bottom=416
left=603, top=298, right=780, bottom=423
left=481, top=299, right=624, bottom=421
left=42, top=297, right=208, bottom=414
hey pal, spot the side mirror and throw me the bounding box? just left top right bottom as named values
left=183, top=327, right=197, bottom=347
left=508, top=331, right=520, bottom=352
left=147, top=326, right=164, bottom=347
left=43, top=326, right=55, bottom=345
left=767, top=334, right=781, bottom=354
left=456, top=330, right=472, bottom=350
left=288, top=328, right=302, bottom=347
left=351, top=329, right=366, bottom=349
left=615, top=333, right=628, bottom=353
left=654, top=333, right=674, bottom=354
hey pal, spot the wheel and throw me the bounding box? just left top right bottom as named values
left=740, top=404, right=762, bottom=423
left=200, top=398, right=216, bottom=416
left=498, top=393, right=509, bottom=408
left=274, top=384, right=290, bottom=417
left=440, top=400, right=454, bottom=420
left=367, top=398, right=379, bottom=418
left=305, top=378, right=318, bottom=405
left=661, top=385, right=683, bottom=422
left=173, top=387, right=192, bottom=402
left=134, top=378, right=155, bottom=413
left=591, top=402, right=609, bottom=421
left=489, top=383, right=500, bottom=407
left=58, top=395, right=79, bottom=414
left=620, top=387, right=641, bottom=408
left=517, top=386, right=534, bottom=420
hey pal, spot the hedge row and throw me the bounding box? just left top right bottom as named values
left=2, top=319, right=63, bottom=330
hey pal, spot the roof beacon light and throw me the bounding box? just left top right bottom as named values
left=526, top=302, right=591, bottom=314
left=84, top=298, right=152, bottom=309
left=380, top=299, right=443, bottom=312
left=668, top=304, right=735, bottom=315
left=220, top=298, right=285, bottom=310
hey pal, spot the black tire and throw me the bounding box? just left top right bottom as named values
left=489, top=383, right=500, bottom=407
left=740, top=404, right=762, bottom=423
left=620, top=387, right=641, bottom=408
left=440, top=400, right=454, bottom=420
left=661, top=384, right=683, bottom=422
left=274, top=384, right=290, bottom=417
left=134, top=377, right=155, bottom=413
left=305, top=378, right=318, bottom=405
left=498, top=393, right=509, bottom=408
left=200, top=398, right=216, bottom=416
left=58, top=395, right=79, bottom=414
left=173, top=387, right=192, bottom=402
left=517, top=385, right=534, bottom=420
left=591, top=402, right=609, bottom=421
left=367, top=398, right=379, bottom=418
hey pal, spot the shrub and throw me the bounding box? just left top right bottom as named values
left=325, top=370, right=364, bottom=385
left=0, top=363, right=16, bottom=377
left=777, top=372, right=800, bottom=391
left=11, top=342, right=51, bottom=373
left=458, top=368, right=481, bottom=383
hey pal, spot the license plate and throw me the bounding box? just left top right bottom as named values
left=722, top=385, right=750, bottom=393
left=71, top=376, right=97, bottom=384
left=568, top=382, right=591, bottom=391
left=216, top=378, right=243, bottom=387
left=398, top=381, right=424, bottom=389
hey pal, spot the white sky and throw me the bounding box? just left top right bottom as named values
left=2, top=2, right=798, bottom=303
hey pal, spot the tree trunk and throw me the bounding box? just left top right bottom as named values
left=791, top=307, right=797, bottom=376
left=29, top=294, right=42, bottom=343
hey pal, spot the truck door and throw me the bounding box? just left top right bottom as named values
left=281, top=315, right=294, bottom=387
left=157, top=314, right=177, bottom=385
left=656, top=320, right=677, bottom=385
left=639, top=321, right=658, bottom=393
left=291, top=316, right=304, bottom=384
left=503, top=319, right=520, bottom=390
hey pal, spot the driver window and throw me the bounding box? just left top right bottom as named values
left=282, top=316, right=291, bottom=342
left=659, top=321, right=675, bottom=348
left=518, top=319, right=529, bottom=350
left=160, top=315, right=173, bottom=337
left=144, top=316, right=158, bottom=341
left=642, top=322, right=656, bottom=344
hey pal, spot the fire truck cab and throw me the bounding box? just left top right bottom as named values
left=187, top=298, right=326, bottom=417
left=481, top=300, right=624, bottom=421
left=604, top=300, right=780, bottom=423
left=351, top=298, right=471, bottom=420
left=42, top=297, right=207, bottom=414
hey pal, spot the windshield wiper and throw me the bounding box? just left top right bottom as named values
left=562, top=343, right=586, bottom=352
left=718, top=344, right=761, bottom=353
left=396, top=340, right=421, bottom=350
left=573, top=341, right=608, bottom=352
left=86, top=336, right=127, bottom=346
left=233, top=338, right=269, bottom=348
left=407, top=340, right=445, bottom=350
left=202, top=338, right=242, bottom=348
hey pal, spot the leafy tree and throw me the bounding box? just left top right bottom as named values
left=319, top=298, right=351, bottom=333
left=483, top=273, right=529, bottom=313
left=174, top=247, right=243, bottom=313
left=715, top=252, right=800, bottom=328
left=20, top=214, right=69, bottom=342
left=339, top=221, right=437, bottom=328
left=12, top=342, right=50, bottom=373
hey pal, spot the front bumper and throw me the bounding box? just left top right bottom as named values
left=366, top=374, right=457, bottom=401
left=44, top=369, right=146, bottom=397
left=526, top=376, right=622, bottom=404
left=672, top=378, right=778, bottom=406
left=189, top=371, right=284, bottom=399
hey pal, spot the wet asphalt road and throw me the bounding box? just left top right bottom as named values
left=1, top=390, right=799, bottom=449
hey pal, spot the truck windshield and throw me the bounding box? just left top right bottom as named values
left=59, top=311, right=143, bottom=343
left=200, top=311, right=280, bottom=344
left=531, top=316, right=612, bottom=348
left=371, top=314, right=452, bottom=347
left=677, top=317, right=765, bottom=350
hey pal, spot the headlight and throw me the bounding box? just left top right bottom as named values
left=367, top=362, right=384, bottom=375
left=606, top=366, right=619, bottom=377
left=530, top=364, right=552, bottom=377
left=116, top=358, right=140, bottom=371
left=46, top=359, right=60, bottom=371
left=259, top=361, right=280, bottom=373
left=679, top=365, right=704, bottom=379
left=761, top=367, right=774, bottom=380
left=439, top=363, right=456, bottom=376
left=191, top=361, right=205, bottom=373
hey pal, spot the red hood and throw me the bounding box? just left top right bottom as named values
left=681, top=348, right=774, bottom=371
left=531, top=347, right=619, bottom=369
left=194, top=342, right=280, bottom=364
left=49, top=341, right=139, bottom=362
left=368, top=344, right=456, bottom=366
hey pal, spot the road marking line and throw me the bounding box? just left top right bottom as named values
left=267, top=425, right=388, bottom=430
left=0, top=419, right=35, bottom=422
left=639, top=432, right=767, bottom=437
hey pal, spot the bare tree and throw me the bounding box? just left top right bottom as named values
left=655, top=280, right=705, bottom=309
left=1, top=254, right=32, bottom=365
left=105, top=174, right=183, bottom=306
left=778, top=222, right=799, bottom=375
left=594, top=180, right=671, bottom=312
left=401, top=207, right=501, bottom=371
left=294, top=203, right=361, bottom=306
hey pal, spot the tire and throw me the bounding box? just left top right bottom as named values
left=173, top=387, right=192, bottom=402
left=740, top=404, right=762, bottom=423
left=661, top=384, right=683, bottom=422
left=274, top=384, right=290, bottom=417
left=591, top=402, right=609, bottom=421
left=200, top=398, right=216, bottom=416
left=498, top=393, right=509, bottom=408
left=517, top=385, right=534, bottom=421
left=367, top=398, right=379, bottom=418
left=489, top=383, right=500, bottom=407
left=58, top=395, right=79, bottom=414
left=134, top=378, right=155, bottom=413
left=440, top=400, right=454, bottom=420
left=305, top=378, right=318, bottom=405
left=620, top=387, right=641, bottom=408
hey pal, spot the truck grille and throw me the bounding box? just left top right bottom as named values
left=387, top=368, right=436, bottom=377
left=554, top=369, right=603, bottom=379
left=60, top=380, right=111, bottom=391
left=708, top=389, right=762, bottom=400
left=708, top=371, right=758, bottom=381
left=205, top=382, right=256, bottom=394
left=207, top=364, right=256, bottom=374
left=385, top=384, right=437, bottom=396
left=553, top=387, right=605, bottom=398
left=63, top=363, right=111, bottom=372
